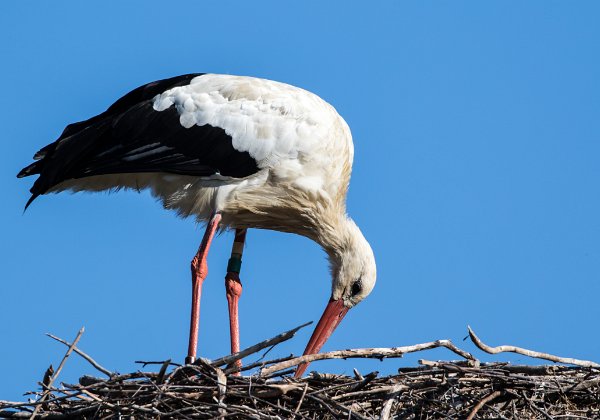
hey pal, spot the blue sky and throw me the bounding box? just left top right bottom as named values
left=1, top=1, right=599, bottom=401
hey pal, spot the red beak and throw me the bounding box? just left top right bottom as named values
left=294, top=298, right=350, bottom=377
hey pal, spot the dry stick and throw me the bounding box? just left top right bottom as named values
left=0, top=401, right=29, bottom=407
left=0, top=393, right=80, bottom=411
left=466, top=390, right=502, bottom=420
left=261, top=339, right=478, bottom=376
left=323, top=397, right=370, bottom=420
left=46, top=332, right=114, bottom=377
left=225, top=354, right=295, bottom=375
left=0, top=411, right=31, bottom=419
left=30, top=327, right=85, bottom=419
left=135, top=360, right=181, bottom=368
left=294, top=383, right=309, bottom=414
left=379, top=384, right=405, bottom=420
left=210, top=321, right=312, bottom=367
left=309, top=377, right=373, bottom=398
left=246, top=383, right=311, bottom=420
left=467, top=326, right=600, bottom=368
left=156, top=359, right=171, bottom=385
left=349, top=371, right=379, bottom=393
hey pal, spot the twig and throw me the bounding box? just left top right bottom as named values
left=0, top=411, right=31, bottom=419
left=261, top=339, right=478, bottom=376
left=46, top=332, right=113, bottom=376
left=379, top=384, right=404, bottom=420
left=468, top=326, right=600, bottom=368
left=323, top=397, right=370, bottom=420
left=294, top=383, right=309, bottom=414
left=156, top=359, right=171, bottom=384
left=135, top=360, right=181, bottom=368
left=348, top=371, right=378, bottom=393
left=466, top=390, right=502, bottom=420
left=306, top=394, right=341, bottom=418
left=225, top=354, right=295, bottom=375
left=31, top=327, right=85, bottom=419
left=210, top=321, right=312, bottom=367
left=0, top=392, right=85, bottom=410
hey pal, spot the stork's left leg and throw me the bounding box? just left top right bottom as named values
left=186, top=212, right=222, bottom=365
left=225, top=228, right=247, bottom=372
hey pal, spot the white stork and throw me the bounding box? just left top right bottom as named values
left=18, top=74, right=377, bottom=377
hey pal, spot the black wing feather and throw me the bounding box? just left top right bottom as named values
left=18, top=74, right=260, bottom=208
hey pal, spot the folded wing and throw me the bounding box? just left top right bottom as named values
left=18, top=74, right=259, bottom=208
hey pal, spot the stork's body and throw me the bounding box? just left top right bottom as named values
left=18, top=74, right=376, bottom=376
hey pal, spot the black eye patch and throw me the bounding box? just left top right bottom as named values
left=351, top=280, right=362, bottom=296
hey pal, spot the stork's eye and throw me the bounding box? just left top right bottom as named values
left=351, top=280, right=362, bottom=296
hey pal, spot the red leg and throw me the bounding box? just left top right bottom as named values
left=186, top=213, right=222, bottom=364
left=225, top=228, right=246, bottom=373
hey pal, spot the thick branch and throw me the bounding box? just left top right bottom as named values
left=261, top=339, right=478, bottom=376
left=467, top=326, right=600, bottom=368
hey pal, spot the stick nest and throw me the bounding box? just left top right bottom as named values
left=2, top=325, right=599, bottom=419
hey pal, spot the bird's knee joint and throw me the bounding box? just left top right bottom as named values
left=226, top=274, right=243, bottom=298
left=191, top=258, right=208, bottom=280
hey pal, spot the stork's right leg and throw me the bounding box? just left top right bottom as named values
left=186, top=212, right=222, bottom=364
left=224, top=229, right=247, bottom=373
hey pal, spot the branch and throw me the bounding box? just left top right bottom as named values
left=379, top=384, right=405, bottom=420
left=467, top=326, right=600, bottom=368
left=31, top=327, right=85, bottom=419
left=225, top=354, right=295, bottom=375
left=209, top=322, right=312, bottom=368
left=260, top=339, right=478, bottom=376
left=466, top=390, right=502, bottom=420
left=46, top=333, right=114, bottom=377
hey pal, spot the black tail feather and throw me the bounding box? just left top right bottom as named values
left=23, top=193, right=40, bottom=212
left=17, top=161, right=43, bottom=178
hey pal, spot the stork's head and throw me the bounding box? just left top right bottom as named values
left=330, top=219, right=377, bottom=307
left=295, top=218, right=376, bottom=376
